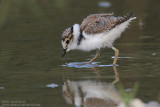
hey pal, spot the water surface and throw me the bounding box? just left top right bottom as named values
left=0, top=0, right=160, bottom=107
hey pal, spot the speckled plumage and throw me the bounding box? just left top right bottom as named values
left=81, top=13, right=133, bottom=34
left=61, top=12, right=136, bottom=64
left=61, top=27, right=73, bottom=41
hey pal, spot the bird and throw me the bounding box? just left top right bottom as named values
left=61, top=12, right=136, bottom=65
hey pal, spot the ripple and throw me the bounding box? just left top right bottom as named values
left=62, top=62, right=118, bottom=68
left=111, top=56, right=134, bottom=59
left=99, top=64, right=118, bottom=67
left=62, top=62, right=98, bottom=68
left=46, top=83, right=58, bottom=88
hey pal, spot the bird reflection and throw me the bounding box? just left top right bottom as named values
left=62, top=66, right=122, bottom=107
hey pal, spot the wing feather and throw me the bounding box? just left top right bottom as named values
left=81, top=13, right=133, bottom=34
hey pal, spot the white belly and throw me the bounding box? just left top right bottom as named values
left=77, top=19, right=133, bottom=51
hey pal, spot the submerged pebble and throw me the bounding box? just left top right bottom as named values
left=146, top=101, right=160, bottom=107
left=0, top=87, right=4, bottom=90
left=118, top=99, right=160, bottom=107
left=46, top=83, right=58, bottom=88
left=152, top=53, right=156, bottom=56
left=125, top=88, right=132, bottom=92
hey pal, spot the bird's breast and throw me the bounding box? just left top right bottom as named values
left=77, top=32, right=108, bottom=51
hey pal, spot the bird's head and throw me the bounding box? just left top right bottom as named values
left=61, top=24, right=81, bottom=57
left=61, top=27, right=73, bottom=57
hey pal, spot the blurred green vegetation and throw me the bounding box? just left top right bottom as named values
left=118, top=83, right=140, bottom=107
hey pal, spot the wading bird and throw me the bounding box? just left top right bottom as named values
left=61, top=13, right=136, bottom=65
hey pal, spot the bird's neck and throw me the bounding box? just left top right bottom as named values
left=68, top=24, right=81, bottom=50
left=73, top=24, right=81, bottom=40
left=70, top=24, right=84, bottom=49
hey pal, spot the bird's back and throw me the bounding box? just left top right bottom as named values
left=81, top=13, right=135, bottom=35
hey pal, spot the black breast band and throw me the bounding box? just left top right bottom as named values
left=77, top=29, right=85, bottom=45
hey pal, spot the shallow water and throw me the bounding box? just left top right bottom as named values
left=0, top=0, right=160, bottom=107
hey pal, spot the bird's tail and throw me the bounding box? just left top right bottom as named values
left=117, top=12, right=136, bottom=25
left=125, top=12, right=134, bottom=19
left=126, top=12, right=137, bottom=21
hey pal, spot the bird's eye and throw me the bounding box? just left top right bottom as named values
left=66, top=40, right=70, bottom=44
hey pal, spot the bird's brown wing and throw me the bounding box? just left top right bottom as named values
left=81, top=13, right=133, bottom=34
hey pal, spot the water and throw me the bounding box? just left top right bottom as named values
left=0, top=0, right=160, bottom=107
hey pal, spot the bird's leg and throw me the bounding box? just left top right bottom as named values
left=89, top=49, right=100, bottom=63
left=111, top=46, right=119, bottom=65
left=112, top=66, right=119, bottom=84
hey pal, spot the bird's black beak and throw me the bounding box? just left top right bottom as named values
left=61, top=49, right=67, bottom=57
